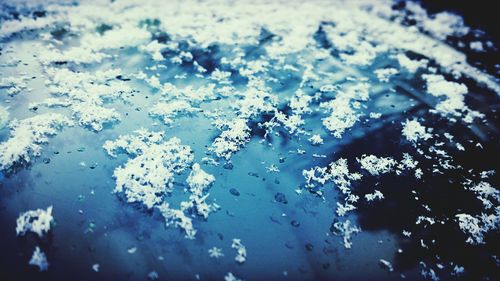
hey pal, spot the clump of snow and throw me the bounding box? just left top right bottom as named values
left=321, top=83, right=370, bottom=138
left=187, top=163, right=215, bottom=193
left=0, top=113, right=73, bottom=170
left=103, top=129, right=193, bottom=209
left=323, top=25, right=379, bottom=66
left=231, top=239, right=247, bottom=264
left=467, top=181, right=499, bottom=209
left=154, top=82, right=216, bottom=103
left=211, top=69, right=232, bottom=84
left=419, top=11, right=469, bottom=40
left=456, top=212, right=499, bottom=245
left=82, top=24, right=151, bottom=53
left=29, top=247, right=49, bottom=272
left=156, top=202, right=196, bottom=239
left=374, top=68, right=398, bottom=82
left=38, top=46, right=108, bottom=65
left=0, top=105, right=9, bottom=129
left=140, top=40, right=167, bottom=61
left=184, top=163, right=219, bottom=219
left=357, top=154, right=396, bottom=176
left=401, top=119, right=432, bottom=145
left=396, top=53, right=428, bottom=73
left=304, top=158, right=362, bottom=194
left=29, top=98, right=72, bottom=110
left=236, top=86, right=277, bottom=119
left=416, top=216, right=436, bottom=227
left=331, top=220, right=361, bottom=249
left=336, top=201, right=357, bottom=217
left=72, top=102, right=121, bottom=131
left=257, top=89, right=312, bottom=137
left=308, top=134, right=324, bottom=145
left=16, top=206, right=54, bottom=237
left=273, top=111, right=305, bottom=135
left=149, top=100, right=196, bottom=125
left=0, top=14, right=60, bottom=38
left=41, top=67, right=133, bottom=131
left=289, top=90, right=312, bottom=115
left=103, top=131, right=221, bottom=238
left=365, top=190, right=384, bottom=202
left=210, top=118, right=250, bottom=160
left=423, top=74, right=484, bottom=122
left=0, top=75, right=30, bottom=96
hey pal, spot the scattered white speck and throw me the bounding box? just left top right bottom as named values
left=92, top=264, right=100, bottom=272
left=379, top=259, right=394, bottom=272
